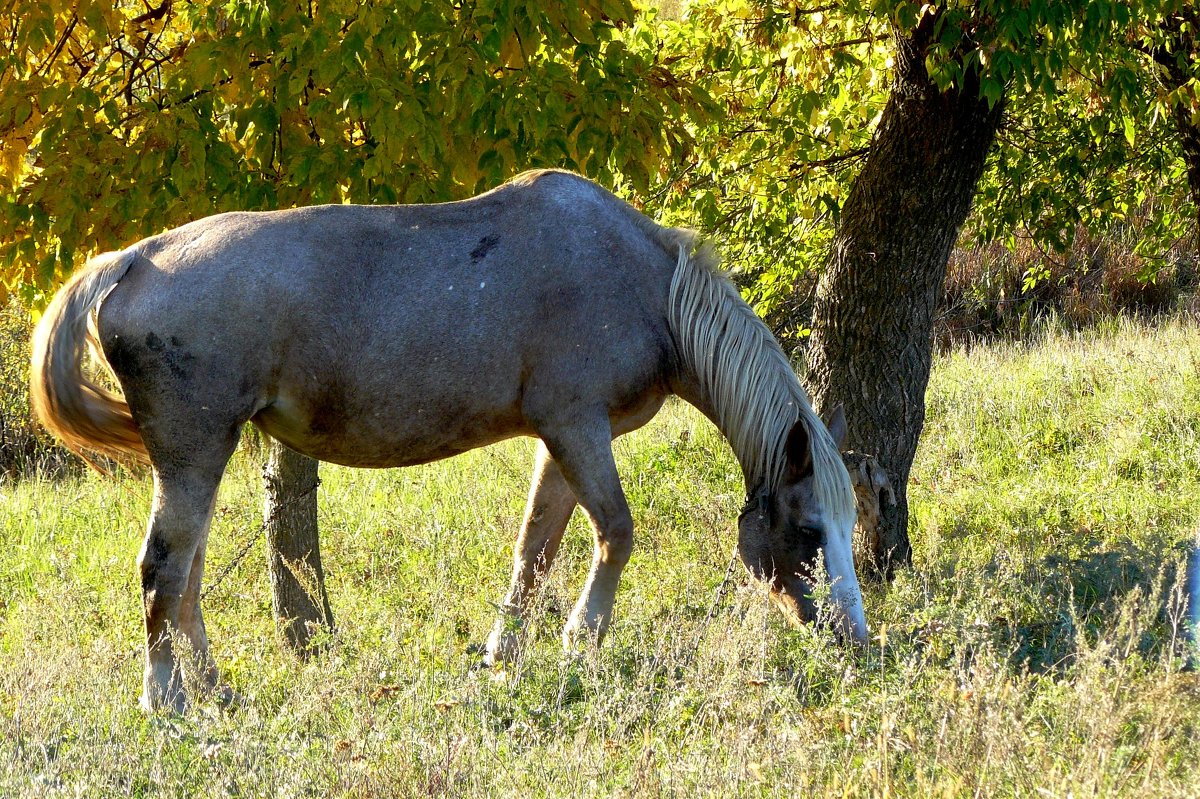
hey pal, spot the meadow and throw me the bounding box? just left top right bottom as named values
left=2, top=315, right=1199, bottom=797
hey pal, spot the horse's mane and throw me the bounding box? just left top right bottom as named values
left=663, top=230, right=856, bottom=527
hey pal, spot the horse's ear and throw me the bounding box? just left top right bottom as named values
left=784, top=418, right=813, bottom=479
left=824, top=404, right=848, bottom=451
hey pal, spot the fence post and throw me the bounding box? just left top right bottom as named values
left=263, top=439, right=333, bottom=655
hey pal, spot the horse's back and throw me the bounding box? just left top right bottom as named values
left=97, top=172, right=680, bottom=468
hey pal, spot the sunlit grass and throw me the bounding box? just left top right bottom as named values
left=2, top=316, right=1198, bottom=796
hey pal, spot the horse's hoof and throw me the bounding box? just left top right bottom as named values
left=561, top=617, right=598, bottom=655
left=140, top=689, right=187, bottom=715
left=484, top=626, right=522, bottom=667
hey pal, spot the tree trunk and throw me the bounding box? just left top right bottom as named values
left=805, top=23, right=1004, bottom=579
left=1175, top=111, right=1200, bottom=233
left=1159, top=21, right=1200, bottom=235
left=263, top=439, right=333, bottom=654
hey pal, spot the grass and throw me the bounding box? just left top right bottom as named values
left=2, top=316, right=1199, bottom=797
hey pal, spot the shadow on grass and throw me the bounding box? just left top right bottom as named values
left=999, top=540, right=1185, bottom=674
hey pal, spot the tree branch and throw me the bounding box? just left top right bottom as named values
left=817, top=35, right=884, bottom=51
left=789, top=146, right=870, bottom=172
left=130, top=1, right=172, bottom=26
left=38, top=11, right=78, bottom=78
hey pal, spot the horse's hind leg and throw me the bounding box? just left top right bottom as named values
left=176, top=525, right=234, bottom=701
left=484, top=442, right=577, bottom=666
left=139, top=465, right=223, bottom=713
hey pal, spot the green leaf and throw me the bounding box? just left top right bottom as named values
left=1122, top=115, right=1136, bottom=147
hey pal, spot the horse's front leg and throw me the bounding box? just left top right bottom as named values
left=537, top=416, right=634, bottom=653
left=138, top=469, right=220, bottom=713
left=484, top=442, right=577, bottom=666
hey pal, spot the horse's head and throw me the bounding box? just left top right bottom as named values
left=736, top=405, right=868, bottom=642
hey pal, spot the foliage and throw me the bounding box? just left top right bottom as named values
left=2, top=318, right=1199, bottom=795
left=643, top=2, right=889, bottom=323
left=0, top=297, right=73, bottom=476
left=0, top=0, right=711, bottom=305
left=642, top=1, right=1199, bottom=331
left=973, top=4, right=1200, bottom=280
left=1, top=0, right=1196, bottom=321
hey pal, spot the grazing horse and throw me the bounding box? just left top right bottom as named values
left=31, top=170, right=867, bottom=712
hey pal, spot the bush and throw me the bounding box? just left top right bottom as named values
left=0, top=298, right=75, bottom=478
left=938, top=223, right=1198, bottom=349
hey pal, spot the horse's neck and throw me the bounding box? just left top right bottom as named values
left=671, top=361, right=787, bottom=493
left=666, top=239, right=806, bottom=494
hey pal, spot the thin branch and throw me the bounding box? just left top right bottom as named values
left=817, top=35, right=884, bottom=51
left=790, top=146, right=870, bottom=171
left=38, top=11, right=78, bottom=78
left=130, top=1, right=172, bottom=26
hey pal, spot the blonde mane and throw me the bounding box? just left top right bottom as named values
left=665, top=235, right=857, bottom=528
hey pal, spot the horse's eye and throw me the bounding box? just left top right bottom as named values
left=799, top=526, right=823, bottom=541
left=786, top=524, right=824, bottom=548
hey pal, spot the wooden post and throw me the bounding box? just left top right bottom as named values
left=263, top=439, right=333, bottom=655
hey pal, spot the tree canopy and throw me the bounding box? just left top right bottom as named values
left=0, top=0, right=708, bottom=304
left=1, top=0, right=1196, bottom=312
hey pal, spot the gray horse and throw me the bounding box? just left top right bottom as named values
left=31, top=170, right=867, bottom=712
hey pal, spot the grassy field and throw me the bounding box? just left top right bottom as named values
left=2, top=316, right=1199, bottom=797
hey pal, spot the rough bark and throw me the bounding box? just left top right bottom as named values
left=1158, top=19, right=1200, bottom=234
left=263, top=439, right=333, bottom=654
left=1175, top=111, right=1200, bottom=233
left=805, top=22, right=1004, bottom=579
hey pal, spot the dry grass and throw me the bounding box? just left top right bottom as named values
left=3, top=317, right=1200, bottom=796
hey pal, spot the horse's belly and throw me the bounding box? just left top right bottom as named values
left=252, top=386, right=530, bottom=469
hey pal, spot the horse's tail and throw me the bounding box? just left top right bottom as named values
left=29, top=249, right=149, bottom=469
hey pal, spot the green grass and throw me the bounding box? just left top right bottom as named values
left=2, top=317, right=1199, bottom=797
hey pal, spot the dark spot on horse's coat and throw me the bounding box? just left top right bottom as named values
left=107, top=332, right=195, bottom=383
left=470, top=235, right=500, bottom=261
left=104, top=335, right=144, bottom=381
left=140, top=535, right=170, bottom=592
left=239, top=374, right=256, bottom=403
left=162, top=348, right=195, bottom=382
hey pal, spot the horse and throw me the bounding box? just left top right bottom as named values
left=31, top=169, right=868, bottom=712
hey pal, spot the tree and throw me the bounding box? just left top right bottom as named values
left=0, top=0, right=708, bottom=302
left=809, top=0, right=1200, bottom=575
left=808, top=9, right=1004, bottom=575
left=263, top=439, right=330, bottom=654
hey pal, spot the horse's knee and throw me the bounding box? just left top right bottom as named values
left=598, top=514, right=634, bottom=566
